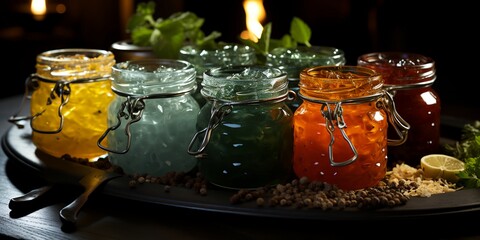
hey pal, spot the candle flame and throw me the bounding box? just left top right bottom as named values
left=31, top=0, right=47, bottom=21
left=241, top=0, right=266, bottom=42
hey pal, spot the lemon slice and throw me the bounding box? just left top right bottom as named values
left=420, top=154, right=465, bottom=183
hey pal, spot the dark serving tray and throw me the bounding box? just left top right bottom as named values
left=3, top=123, right=480, bottom=221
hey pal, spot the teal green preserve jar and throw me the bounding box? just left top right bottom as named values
left=188, top=65, right=294, bottom=190
left=99, top=59, right=200, bottom=176
left=266, top=46, right=346, bottom=111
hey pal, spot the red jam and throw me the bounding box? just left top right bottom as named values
left=358, top=52, right=440, bottom=168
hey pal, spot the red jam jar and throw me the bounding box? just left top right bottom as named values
left=293, top=66, right=409, bottom=190
left=358, top=52, right=439, bottom=168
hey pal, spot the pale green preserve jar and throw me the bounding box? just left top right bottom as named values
left=99, top=59, right=200, bottom=176
left=188, top=65, right=294, bottom=190
left=266, top=46, right=346, bottom=111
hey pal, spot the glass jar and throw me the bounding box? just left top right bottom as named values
left=293, top=66, right=409, bottom=190
left=110, top=40, right=157, bottom=63
left=179, top=44, right=257, bottom=107
left=266, top=46, right=346, bottom=112
left=98, top=59, right=199, bottom=176
left=357, top=52, right=439, bottom=168
left=188, top=65, right=294, bottom=190
left=10, top=49, right=115, bottom=160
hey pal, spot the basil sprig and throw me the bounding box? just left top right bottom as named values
left=127, top=1, right=221, bottom=59
left=240, top=16, right=312, bottom=63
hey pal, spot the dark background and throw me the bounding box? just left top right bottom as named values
left=0, top=0, right=477, bottom=111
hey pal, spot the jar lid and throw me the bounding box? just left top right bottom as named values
left=110, top=40, right=157, bottom=63
left=266, top=46, right=346, bottom=80
left=179, top=44, right=257, bottom=76
left=357, top=52, right=436, bottom=86
left=111, top=59, right=196, bottom=95
left=299, top=65, right=383, bottom=101
left=202, top=65, right=288, bottom=101
left=36, top=48, right=115, bottom=81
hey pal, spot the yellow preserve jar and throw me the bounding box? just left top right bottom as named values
left=29, top=49, right=115, bottom=160
left=293, top=66, right=409, bottom=190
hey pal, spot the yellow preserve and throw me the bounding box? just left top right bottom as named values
left=30, top=49, right=115, bottom=160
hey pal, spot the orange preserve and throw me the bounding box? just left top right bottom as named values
left=29, top=49, right=115, bottom=160
left=293, top=66, right=409, bottom=190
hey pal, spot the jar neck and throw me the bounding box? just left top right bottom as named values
left=299, top=66, right=383, bottom=101
left=111, top=87, right=194, bottom=99
left=384, top=76, right=436, bottom=91
left=179, top=44, right=257, bottom=75
left=111, top=59, right=196, bottom=96
left=35, top=48, right=115, bottom=81
left=357, top=52, right=436, bottom=86
left=267, top=46, right=346, bottom=79
left=202, top=65, right=288, bottom=102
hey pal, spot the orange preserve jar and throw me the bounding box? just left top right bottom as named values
left=358, top=52, right=439, bottom=168
left=28, top=49, right=115, bottom=160
left=293, top=66, right=409, bottom=190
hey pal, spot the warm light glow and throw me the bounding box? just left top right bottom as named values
left=56, top=4, right=67, bottom=14
left=241, top=0, right=266, bottom=42
left=31, top=0, right=47, bottom=21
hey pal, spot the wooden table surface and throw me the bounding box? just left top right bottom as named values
left=1, top=94, right=480, bottom=240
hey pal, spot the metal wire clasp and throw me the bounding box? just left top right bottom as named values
left=187, top=90, right=293, bottom=156
left=187, top=100, right=232, bottom=156
left=321, top=102, right=358, bottom=167
left=8, top=74, right=38, bottom=129
left=8, top=74, right=71, bottom=134
left=97, top=96, right=146, bottom=154
left=299, top=89, right=410, bottom=168
left=378, top=90, right=411, bottom=146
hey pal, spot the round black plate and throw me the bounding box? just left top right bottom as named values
left=3, top=124, right=480, bottom=221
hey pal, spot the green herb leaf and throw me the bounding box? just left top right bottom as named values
left=270, top=34, right=296, bottom=49
left=130, top=26, right=154, bottom=46
left=445, top=120, right=480, bottom=188
left=238, top=17, right=312, bottom=60
left=239, top=22, right=273, bottom=64
left=457, top=157, right=480, bottom=188
left=197, top=31, right=223, bottom=50
left=258, top=23, right=272, bottom=54
left=290, top=17, right=312, bottom=47
left=126, top=1, right=221, bottom=58
left=151, top=30, right=185, bottom=59
left=126, top=1, right=156, bottom=33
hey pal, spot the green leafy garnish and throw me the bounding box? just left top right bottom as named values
left=457, top=157, right=480, bottom=188
left=290, top=17, right=312, bottom=47
left=126, top=1, right=221, bottom=59
left=444, top=121, right=480, bottom=188
left=240, top=16, right=312, bottom=63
